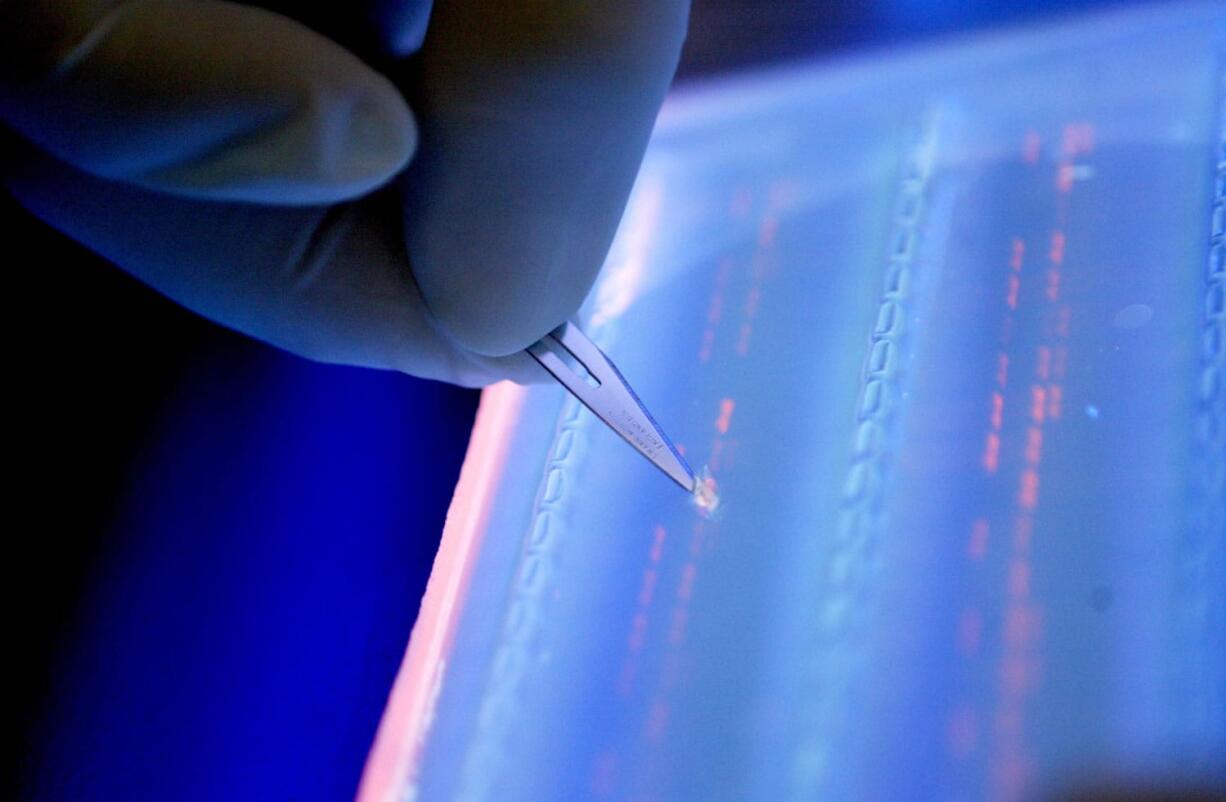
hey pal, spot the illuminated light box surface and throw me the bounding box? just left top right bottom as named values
left=362, top=6, right=1226, bottom=801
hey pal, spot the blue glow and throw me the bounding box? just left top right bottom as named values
left=26, top=352, right=468, bottom=801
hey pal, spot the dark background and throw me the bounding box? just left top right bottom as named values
left=10, top=2, right=1146, bottom=799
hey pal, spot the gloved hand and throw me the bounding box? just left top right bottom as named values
left=0, top=0, right=689, bottom=386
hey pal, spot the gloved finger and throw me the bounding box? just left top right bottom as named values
left=0, top=0, right=415, bottom=205
left=402, top=0, right=690, bottom=357
left=244, top=0, right=435, bottom=60
left=4, top=144, right=547, bottom=387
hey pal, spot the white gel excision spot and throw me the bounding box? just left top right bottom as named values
left=692, top=469, right=721, bottom=519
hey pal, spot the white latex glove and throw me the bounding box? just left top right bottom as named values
left=0, top=0, right=689, bottom=386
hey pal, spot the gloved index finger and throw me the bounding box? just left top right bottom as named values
left=0, top=0, right=416, bottom=204
left=402, top=0, right=690, bottom=357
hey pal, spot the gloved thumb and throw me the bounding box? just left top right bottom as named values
left=0, top=0, right=415, bottom=204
